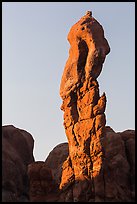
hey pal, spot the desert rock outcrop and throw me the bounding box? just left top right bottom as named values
left=27, top=128, right=135, bottom=202
left=59, top=11, right=110, bottom=202
left=28, top=143, right=69, bottom=202
left=26, top=11, right=135, bottom=202
left=2, top=125, right=34, bottom=202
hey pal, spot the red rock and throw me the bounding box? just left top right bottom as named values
left=102, top=127, right=135, bottom=201
left=60, top=11, right=110, bottom=99
left=27, top=11, right=135, bottom=202
left=45, top=143, right=69, bottom=186
left=27, top=128, right=135, bottom=202
left=28, top=161, right=58, bottom=202
left=59, top=11, right=109, bottom=202
left=27, top=143, right=69, bottom=202
left=2, top=125, right=34, bottom=202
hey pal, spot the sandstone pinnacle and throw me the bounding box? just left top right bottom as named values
left=25, top=12, right=134, bottom=202
left=59, top=12, right=110, bottom=202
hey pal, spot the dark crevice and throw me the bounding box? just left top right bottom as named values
left=69, top=92, right=79, bottom=124
left=77, top=39, right=89, bottom=83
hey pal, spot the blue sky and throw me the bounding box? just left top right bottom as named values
left=2, top=2, right=135, bottom=161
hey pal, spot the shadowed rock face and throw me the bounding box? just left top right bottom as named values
left=2, top=125, right=34, bottom=202
left=27, top=129, right=135, bottom=202
left=28, top=161, right=59, bottom=202
left=59, top=129, right=134, bottom=202
left=27, top=143, right=69, bottom=202
left=59, top=11, right=110, bottom=202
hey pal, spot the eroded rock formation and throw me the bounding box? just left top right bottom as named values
left=27, top=129, right=135, bottom=202
left=2, top=125, right=34, bottom=202
left=26, top=11, right=135, bottom=202
left=59, top=11, right=110, bottom=202
left=28, top=161, right=58, bottom=202
left=27, top=143, right=69, bottom=202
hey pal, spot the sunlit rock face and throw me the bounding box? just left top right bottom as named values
left=59, top=11, right=110, bottom=202
left=60, top=10, right=110, bottom=99
left=2, top=125, right=34, bottom=202
left=27, top=11, right=135, bottom=202
left=40, top=129, right=135, bottom=202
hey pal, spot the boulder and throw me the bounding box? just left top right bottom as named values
left=2, top=125, right=34, bottom=202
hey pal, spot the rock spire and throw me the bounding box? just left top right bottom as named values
left=59, top=11, right=110, bottom=201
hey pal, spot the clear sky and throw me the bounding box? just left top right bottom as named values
left=2, top=2, right=135, bottom=161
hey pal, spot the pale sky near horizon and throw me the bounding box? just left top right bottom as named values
left=2, top=2, right=135, bottom=161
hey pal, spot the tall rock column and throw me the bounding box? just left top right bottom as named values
left=59, top=11, right=110, bottom=202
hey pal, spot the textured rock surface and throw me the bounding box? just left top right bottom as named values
left=2, top=125, right=35, bottom=202
left=45, top=143, right=69, bottom=186
left=59, top=11, right=110, bottom=202
left=101, top=127, right=135, bottom=202
left=27, top=128, right=135, bottom=202
left=28, top=143, right=69, bottom=202
left=27, top=11, right=135, bottom=202
left=28, top=161, right=59, bottom=202
left=60, top=10, right=110, bottom=99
